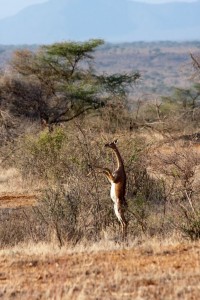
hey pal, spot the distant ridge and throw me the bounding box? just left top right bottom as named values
left=0, top=0, right=200, bottom=44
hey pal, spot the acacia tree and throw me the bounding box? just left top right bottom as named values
left=4, top=39, right=140, bottom=128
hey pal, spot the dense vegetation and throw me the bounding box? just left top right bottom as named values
left=1, top=40, right=200, bottom=248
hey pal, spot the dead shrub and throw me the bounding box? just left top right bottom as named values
left=0, top=207, right=39, bottom=247
left=152, top=144, right=200, bottom=240
left=125, top=138, right=168, bottom=237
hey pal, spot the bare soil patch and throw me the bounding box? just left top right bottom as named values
left=0, top=194, right=36, bottom=208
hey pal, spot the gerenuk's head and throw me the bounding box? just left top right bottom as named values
left=105, top=139, right=118, bottom=149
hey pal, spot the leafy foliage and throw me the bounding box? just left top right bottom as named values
left=6, top=39, right=140, bottom=128
left=15, top=128, right=68, bottom=181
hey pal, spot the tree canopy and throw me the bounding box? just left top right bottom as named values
left=4, top=39, right=140, bottom=128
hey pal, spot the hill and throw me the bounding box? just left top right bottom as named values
left=0, top=0, right=200, bottom=44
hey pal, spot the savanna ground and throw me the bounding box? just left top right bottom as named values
left=1, top=41, right=200, bottom=299
left=0, top=166, right=200, bottom=300
left=1, top=129, right=200, bottom=300
left=1, top=238, right=200, bottom=299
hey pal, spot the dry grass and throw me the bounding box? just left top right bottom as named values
left=0, top=167, right=23, bottom=194
left=0, top=167, right=37, bottom=208
left=0, top=238, right=200, bottom=300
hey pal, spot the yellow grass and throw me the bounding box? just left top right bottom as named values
left=0, top=167, right=23, bottom=194
left=0, top=167, right=40, bottom=208
left=1, top=238, right=200, bottom=300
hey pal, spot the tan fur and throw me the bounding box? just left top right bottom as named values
left=98, top=140, right=128, bottom=240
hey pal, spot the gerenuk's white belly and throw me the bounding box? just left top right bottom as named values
left=111, top=183, right=122, bottom=222
left=110, top=183, right=118, bottom=202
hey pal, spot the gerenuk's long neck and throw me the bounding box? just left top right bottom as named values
left=113, top=147, right=124, bottom=169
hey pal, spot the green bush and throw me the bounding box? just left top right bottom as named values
left=15, top=127, right=68, bottom=182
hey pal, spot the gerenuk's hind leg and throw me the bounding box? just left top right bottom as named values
left=114, top=199, right=128, bottom=241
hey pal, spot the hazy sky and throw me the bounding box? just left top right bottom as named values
left=0, top=0, right=197, bottom=19
left=0, top=0, right=48, bottom=19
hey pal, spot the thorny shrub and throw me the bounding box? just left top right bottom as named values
left=151, top=143, right=200, bottom=240
left=2, top=119, right=200, bottom=247
left=1, top=125, right=170, bottom=247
